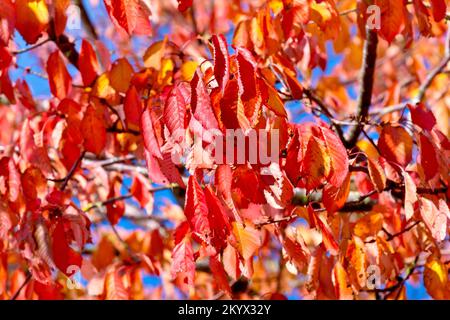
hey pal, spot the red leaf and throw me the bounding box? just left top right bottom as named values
left=235, top=47, right=257, bottom=101
left=0, top=157, right=21, bottom=203
left=430, top=0, right=447, bottom=22
left=204, top=186, right=231, bottom=251
left=418, top=133, right=439, bottom=180
left=19, top=119, right=52, bottom=175
left=51, top=220, right=82, bottom=276
left=184, top=176, right=210, bottom=242
left=283, top=235, right=310, bottom=272
left=171, top=237, right=195, bottom=286
left=15, top=0, right=49, bottom=44
left=81, top=105, right=106, bottom=156
left=79, top=40, right=99, bottom=86
left=106, top=176, right=125, bottom=225
left=190, top=70, right=219, bottom=131
left=124, top=86, right=143, bottom=129
left=164, top=83, right=188, bottom=137
left=103, top=0, right=152, bottom=35
left=130, top=173, right=151, bottom=208
left=141, top=107, right=163, bottom=159
left=0, top=0, right=15, bottom=46
left=409, top=103, right=436, bottom=131
left=419, top=197, right=446, bottom=242
left=308, top=204, right=339, bottom=255
left=211, top=34, right=230, bottom=93
left=209, top=255, right=231, bottom=295
left=47, top=51, right=72, bottom=100
left=177, top=0, right=193, bottom=12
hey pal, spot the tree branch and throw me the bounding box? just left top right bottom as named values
left=346, top=27, right=379, bottom=148
left=415, top=28, right=450, bottom=102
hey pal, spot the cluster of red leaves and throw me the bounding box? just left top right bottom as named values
left=0, top=0, right=449, bottom=300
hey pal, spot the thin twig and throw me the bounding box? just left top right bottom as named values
left=10, top=272, right=32, bottom=300
left=12, top=39, right=51, bottom=55
left=60, top=151, right=86, bottom=191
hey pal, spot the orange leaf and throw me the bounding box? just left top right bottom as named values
left=81, top=105, right=106, bottom=156
left=367, top=158, right=386, bottom=193
left=109, top=58, right=134, bottom=93
left=375, top=0, right=404, bottom=43
left=104, top=267, right=129, bottom=300
left=378, top=125, right=412, bottom=167
left=323, top=173, right=351, bottom=214
left=15, top=0, right=49, bottom=44
left=232, top=222, right=261, bottom=260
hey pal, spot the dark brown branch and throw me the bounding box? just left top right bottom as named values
left=385, top=221, right=421, bottom=241
left=12, top=39, right=50, bottom=55
left=416, top=29, right=450, bottom=102
left=75, top=0, right=99, bottom=40
left=303, top=88, right=346, bottom=144
left=60, top=151, right=86, bottom=191
left=10, top=272, right=32, bottom=300
left=346, top=27, right=378, bottom=148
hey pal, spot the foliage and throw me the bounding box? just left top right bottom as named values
left=0, top=0, right=449, bottom=300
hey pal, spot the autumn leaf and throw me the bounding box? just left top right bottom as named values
left=104, top=267, right=129, bottom=300
left=171, top=236, right=196, bottom=286
left=51, top=220, right=82, bottom=276
left=419, top=197, right=447, bottom=242
left=375, top=0, right=404, bottom=43
left=209, top=255, right=231, bottom=295
left=283, top=235, right=310, bottom=273
left=163, top=83, right=189, bottom=138
left=141, top=106, right=163, bottom=159
left=103, top=0, right=152, bottom=35
left=211, top=34, right=230, bottom=93
left=184, top=176, right=211, bottom=243
left=332, top=261, right=353, bottom=300
left=79, top=40, right=100, bottom=86
left=177, top=0, right=193, bottom=12
left=429, top=0, right=447, bottom=22
left=424, top=254, right=448, bottom=299
left=15, top=0, right=49, bottom=44
left=322, top=173, right=350, bottom=214
left=47, top=51, right=72, bottom=100
left=367, top=158, right=386, bottom=193
left=81, top=105, right=107, bottom=156
left=232, top=222, right=261, bottom=260
left=378, top=125, right=413, bottom=167
left=124, top=86, right=143, bottom=130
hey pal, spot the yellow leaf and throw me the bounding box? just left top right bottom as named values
left=424, top=255, right=448, bottom=300
left=232, top=222, right=261, bottom=260
left=181, top=61, right=199, bottom=82
left=346, top=236, right=367, bottom=289
left=357, top=139, right=379, bottom=160
left=143, top=38, right=167, bottom=70
left=332, top=261, right=353, bottom=300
